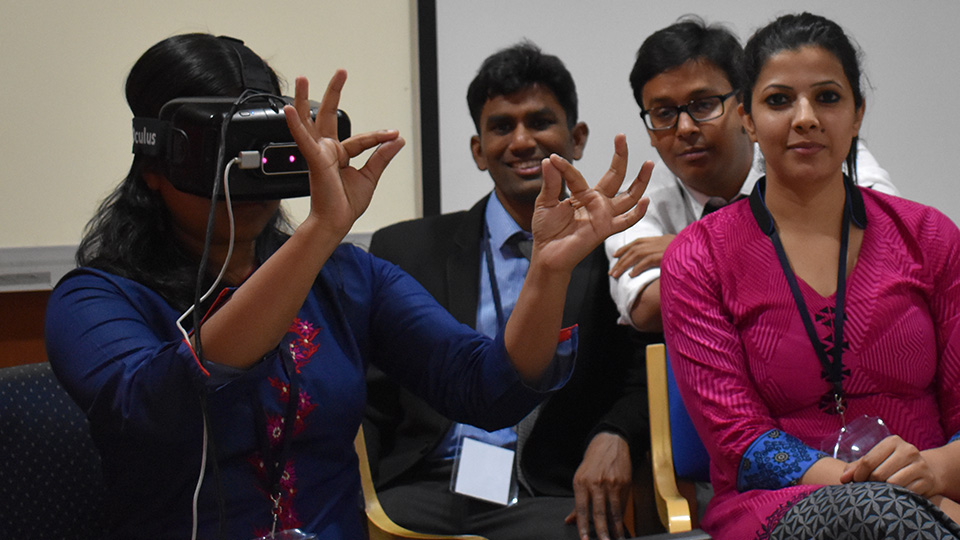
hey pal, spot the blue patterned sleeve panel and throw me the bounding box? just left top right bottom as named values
left=950, top=431, right=960, bottom=445
left=737, top=429, right=827, bottom=491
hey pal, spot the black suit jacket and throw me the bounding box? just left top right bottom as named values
left=363, top=195, right=650, bottom=497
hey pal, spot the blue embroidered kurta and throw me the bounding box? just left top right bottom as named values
left=45, top=244, right=575, bottom=540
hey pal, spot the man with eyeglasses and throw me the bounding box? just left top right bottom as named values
left=605, top=17, right=898, bottom=332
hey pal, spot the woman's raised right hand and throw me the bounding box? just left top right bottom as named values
left=283, top=71, right=405, bottom=237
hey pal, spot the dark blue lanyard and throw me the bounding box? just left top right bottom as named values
left=482, top=224, right=507, bottom=329
left=756, top=179, right=853, bottom=414
left=252, top=353, right=301, bottom=524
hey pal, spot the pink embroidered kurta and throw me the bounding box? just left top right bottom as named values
left=660, top=185, right=960, bottom=539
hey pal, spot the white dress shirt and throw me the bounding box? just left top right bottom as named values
left=605, top=140, right=898, bottom=328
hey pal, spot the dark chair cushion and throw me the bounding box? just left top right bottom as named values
left=0, top=362, right=108, bottom=539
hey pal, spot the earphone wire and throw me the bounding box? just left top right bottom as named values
left=181, top=157, right=237, bottom=540
left=177, top=89, right=279, bottom=341
left=175, top=158, right=238, bottom=340
left=175, top=87, right=285, bottom=540
left=181, top=89, right=248, bottom=540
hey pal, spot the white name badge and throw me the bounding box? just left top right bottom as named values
left=450, top=437, right=518, bottom=506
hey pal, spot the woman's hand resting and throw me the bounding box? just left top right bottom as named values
left=841, top=435, right=942, bottom=497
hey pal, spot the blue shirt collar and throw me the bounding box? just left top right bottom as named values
left=485, top=192, right=530, bottom=253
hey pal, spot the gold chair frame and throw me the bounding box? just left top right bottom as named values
left=646, top=343, right=696, bottom=533
left=354, top=427, right=488, bottom=540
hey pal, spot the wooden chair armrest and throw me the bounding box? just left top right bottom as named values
left=355, top=427, right=488, bottom=540
left=646, top=344, right=693, bottom=533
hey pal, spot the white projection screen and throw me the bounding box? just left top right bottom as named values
left=422, top=0, right=960, bottom=225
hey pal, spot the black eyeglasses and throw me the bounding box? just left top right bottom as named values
left=640, top=90, right=738, bottom=131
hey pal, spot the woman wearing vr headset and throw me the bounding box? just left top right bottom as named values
left=44, top=33, right=651, bottom=539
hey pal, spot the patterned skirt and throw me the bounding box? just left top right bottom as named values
left=770, top=483, right=960, bottom=539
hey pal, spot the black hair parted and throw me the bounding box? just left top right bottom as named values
left=77, top=33, right=292, bottom=312
left=125, top=33, right=283, bottom=119
left=741, top=12, right=865, bottom=180
left=467, top=40, right=578, bottom=132
left=741, top=12, right=864, bottom=113
left=630, top=16, right=744, bottom=109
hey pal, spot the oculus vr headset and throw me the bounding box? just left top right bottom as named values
left=130, top=36, right=350, bottom=200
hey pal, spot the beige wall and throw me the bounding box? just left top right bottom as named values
left=0, top=0, right=421, bottom=249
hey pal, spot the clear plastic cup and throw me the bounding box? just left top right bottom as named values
left=253, top=529, right=317, bottom=540
left=820, top=415, right=891, bottom=462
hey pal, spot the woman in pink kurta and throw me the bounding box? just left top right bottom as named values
left=662, top=184, right=960, bottom=538
left=660, top=12, right=960, bottom=539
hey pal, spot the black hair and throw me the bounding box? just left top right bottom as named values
left=77, top=33, right=292, bottom=311
left=741, top=12, right=864, bottom=180
left=466, top=41, right=578, bottom=132
left=630, top=16, right=744, bottom=109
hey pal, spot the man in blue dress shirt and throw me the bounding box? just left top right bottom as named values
left=363, top=42, right=652, bottom=540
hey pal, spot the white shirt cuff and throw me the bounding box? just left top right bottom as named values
left=611, top=267, right=660, bottom=329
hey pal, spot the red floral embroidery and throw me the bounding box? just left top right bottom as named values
left=262, top=385, right=318, bottom=439
left=276, top=463, right=302, bottom=529
left=266, top=414, right=285, bottom=447
left=279, top=464, right=298, bottom=493
left=247, top=453, right=267, bottom=478
left=249, top=468, right=302, bottom=533
left=294, top=389, right=318, bottom=436
left=287, top=318, right=320, bottom=373
left=249, top=318, right=321, bottom=536
left=247, top=450, right=305, bottom=530
left=269, top=377, right=291, bottom=403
